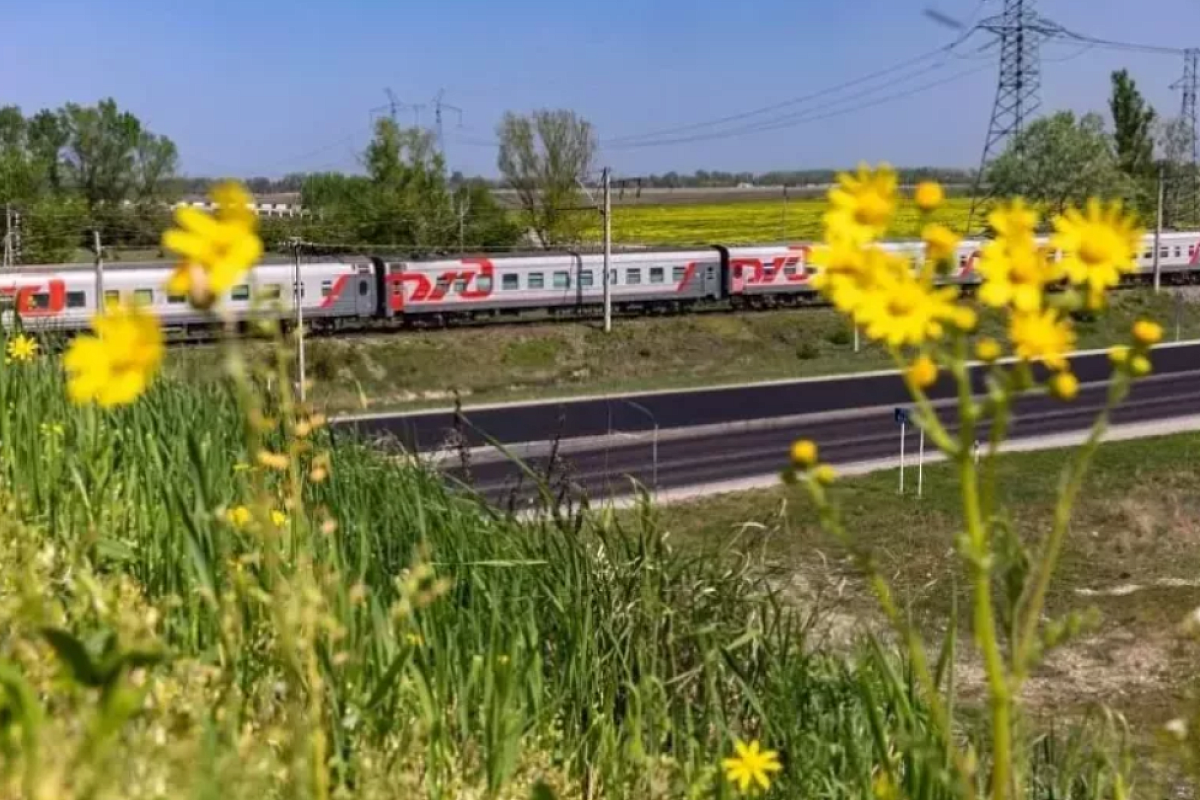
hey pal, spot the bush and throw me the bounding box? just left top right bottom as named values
left=797, top=340, right=820, bottom=360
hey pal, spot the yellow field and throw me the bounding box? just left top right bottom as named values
left=585, top=196, right=974, bottom=246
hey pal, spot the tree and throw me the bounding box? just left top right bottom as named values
left=985, top=111, right=1131, bottom=219
left=496, top=109, right=596, bottom=247
left=60, top=99, right=145, bottom=210
left=1110, top=70, right=1157, bottom=179
left=133, top=132, right=179, bottom=203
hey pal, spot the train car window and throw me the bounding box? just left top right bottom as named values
left=672, top=266, right=686, bottom=282
left=258, top=284, right=282, bottom=300
left=1143, top=250, right=1152, bottom=260
left=66, top=291, right=87, bottom=309
left=133, top=289, right=154, bottom=305
left=358, top=279, right=371, bottom=296
left=649, top=267, right=665, bottom=284
left=321, top=280, right=333, bottom=297
left=553, top=271, right=570, bottom=289
left=1162, top=248, right=1170, bottom=257
left=1176, top=247, right=1183, bottom=258
left=529, top=273, right=545, bottom=289
left=167, top=292, right=187, bottom=305
left=626, top=269, right=642, bottom=285
left=475, top=275, right=492, bottom=291
left=29, top=293, right=50, bottom=309
left=231, top=285, right=250, bottom=301
left=104, top=290, right=120, bottom=306
left=580, top=271, right=594, bottom=288
left=610, top=269, right=618, bottom=285
left=453, top=278, right=468, bottom=293
left=502, top=274, right=519, bottom=290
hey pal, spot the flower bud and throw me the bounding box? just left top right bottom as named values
left=813, top=464, right=837, bottom=486
left=975, top=338, right=1002, bottom=363
left=907, top=355, right=938, bottom=389
left=790, top=439, right=818, bottom=468
left=914, top=181, right=944, bottom=212
left=1049, top=371, right=1078, bottom=401
left=1132, top=319, right=1163, bottom=347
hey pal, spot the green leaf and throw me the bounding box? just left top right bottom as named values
left=40, top=628, right=102, bottom=687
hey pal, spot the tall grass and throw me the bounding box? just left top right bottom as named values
left=0, top=333, right=1128, bottom=799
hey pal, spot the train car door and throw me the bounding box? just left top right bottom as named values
left=355, top=270, right=375, bottom=317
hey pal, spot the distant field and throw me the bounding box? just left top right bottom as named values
left=588, top=196, right=975, bottom=247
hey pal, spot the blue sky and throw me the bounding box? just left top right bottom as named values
left=3, top=0, right=1194, bottom=178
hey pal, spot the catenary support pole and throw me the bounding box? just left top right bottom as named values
left=93, top=230, right=105, bottom=314
left=293, top=239, right=306, bottom=402
left=602, top=167, right=612, bottom=333
left=1154, top=163, right=1165, bottom=293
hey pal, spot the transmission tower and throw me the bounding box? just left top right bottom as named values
left=430, top=89, right=463, bottom=158
left=1171, top=49, right=1199, bottom=224
left=966, top=0, right=1064, bottom=233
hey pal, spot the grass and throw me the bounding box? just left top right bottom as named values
left=0, top=329, right=1147, bottom=798
left=163, top=288, right=1200, bottom=414
left=658, top=430, right=1200, bottom=754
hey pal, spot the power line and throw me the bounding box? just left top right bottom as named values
left=604, top=62, right=992, bottom=150
left=601, top=35, right=977, bottom=147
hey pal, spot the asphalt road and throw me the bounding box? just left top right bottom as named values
left=445, top=367, right=1200, bottom=509
left=332, top=342, right=1200, bottom=453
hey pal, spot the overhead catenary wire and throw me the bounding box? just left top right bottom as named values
left=604, top=62, right=994, bottom=150
left=601, top=35, right=979, bottom=147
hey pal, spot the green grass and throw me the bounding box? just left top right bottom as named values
left=163, top=288, right=1200, bottom=415
left=0, top=332, right=1144, bottom=798
left=659, top=430, right=1200, bottom=744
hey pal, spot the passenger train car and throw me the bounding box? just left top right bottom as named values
left=3, top=231, right=1199, bottom=335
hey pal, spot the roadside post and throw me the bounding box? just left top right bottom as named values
left=917, top=423, right=926, bottom=499
left=894, top=407, right=909, bottom=494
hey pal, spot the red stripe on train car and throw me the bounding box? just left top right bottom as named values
left=675, top=261, right=697, bottom=292
left=319, top=275, right=352, bottom=309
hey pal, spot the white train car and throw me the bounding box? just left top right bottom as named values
left=375, top=249, right=724, bottom=320
left=0, top=259, right=376, bottom=334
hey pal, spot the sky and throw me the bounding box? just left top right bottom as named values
left=2, top=0, right=1195, bottom=179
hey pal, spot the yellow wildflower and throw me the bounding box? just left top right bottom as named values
left=209, top=180, right=259, bottom=230
left=790, top=439, right=818, bottom=468
left=6, top=334, right=38, bottom=363
left=1132, top=319, right=1163, bottom=346
left=922, top=223, right=960, bottom=265
left=914, top=181, right=944, bottom=212
left=226, top=506, right=252, bottom=528
left=270, top=510, right=287, bottom=527
left=405, top=632, right=423, bottom=647
left=813, top=464, right=837, bottom=486
left=988, top=199, right=1039, bottom=240
left=823, top=162, right=898, bottom=244
left=977, top=241, right=1059, bottom=312
left=976, top=338, right=1003, bottom=363
left=257, top=450, right=290, bottom=471
left=856, top=271, right=959, bottom=348
left=162, top=182, right=263, bottom=309
left=1049, top=371, right=1079, bottom=401
left=1009, top=309, right=1076, bottom=372
left=1051, top=199, right=1141, bottom=306
left=810, top=240, right=871, bottom=314
left=1130, top=354, right=1152, bottom=377
left=722, top=739, right=783, bottom=794
left=907, top=354, right=938, bottom=389
left=63, top=302, right=163, bottom=408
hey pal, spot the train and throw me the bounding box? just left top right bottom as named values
left=3, top=231, right=1199, bottom=336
